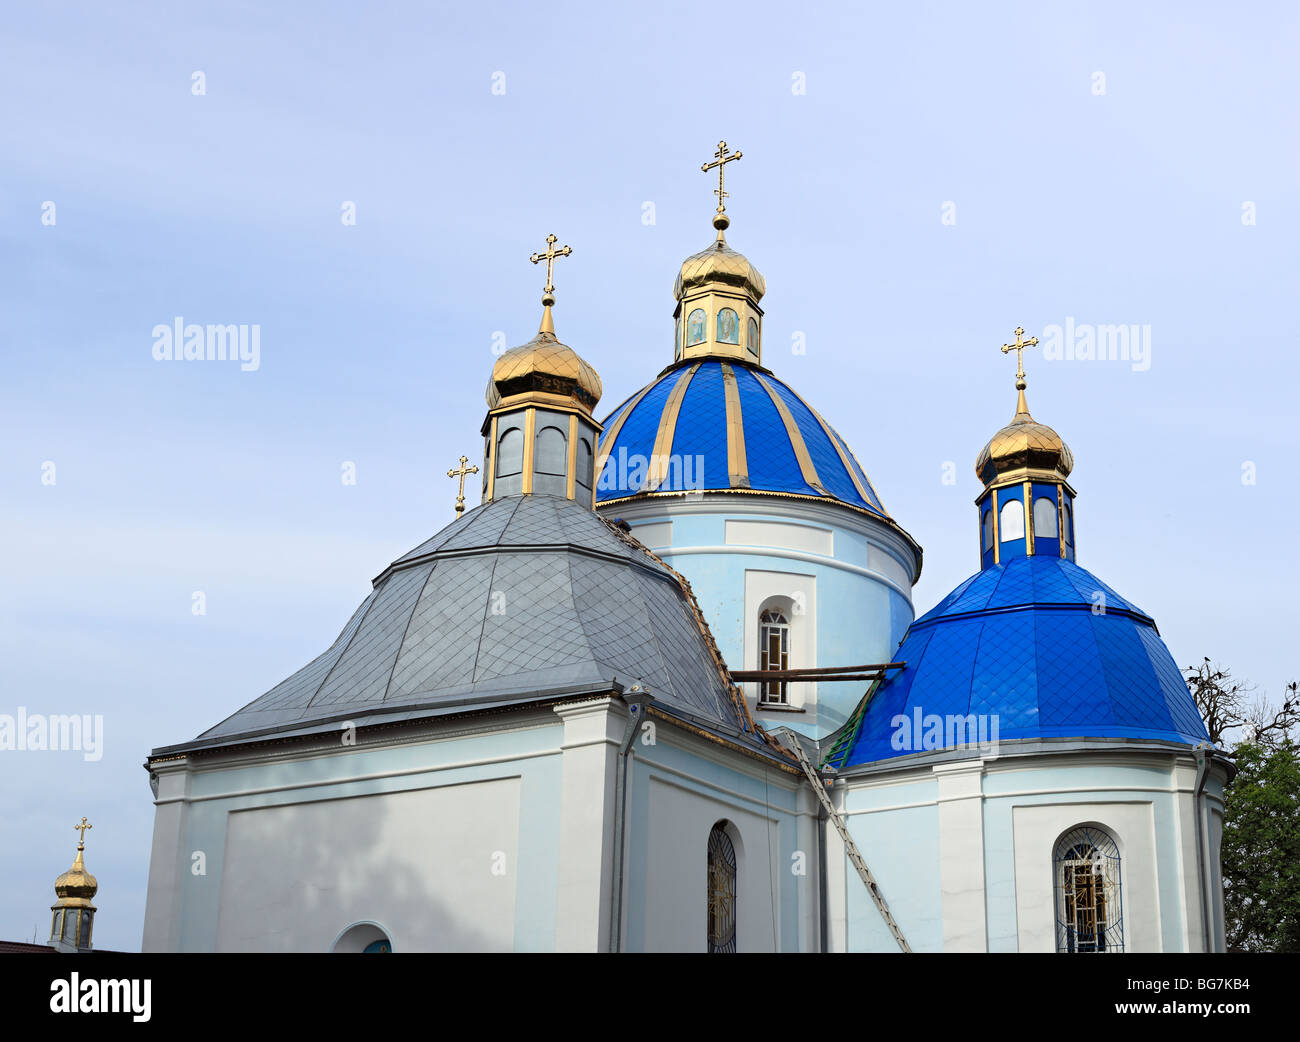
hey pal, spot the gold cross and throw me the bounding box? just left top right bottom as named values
left=702, top=140, right=743, bottom=214
left=529, top=233, right=572, bottom=304
left=1000, top=326, right=1039, bottom=387
left=446, top=455, right=479, bottom=517
left=73, top=817, right=92, bottom=846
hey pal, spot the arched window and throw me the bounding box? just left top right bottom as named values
left=1063, top=500, right=1074, bottom=549
left=675, top=315, right=683, bottom=360
left=575, top=437, right=593, bottom=498
left=1034, top=496, right=1057, bottom=538
left=981, top=508, right=993, bottom=551
left=759, top=609, right=789, bottom=704
left=533, top=423, right=568, bottom=496
left=747, top=317, right=759, bottom=356
left=717, top=307, right=740, bottom=344
left=534, top=425, right=567, bottom=475
left=707, top=823, right=737, bottom=953
left=1054, top=826, right=1123, bottom=953
left=495, top=427, right=523, bottom=478
left=331, top=922, right=392, bottom=953
left=999, top=498, right=1025, bottom=542
left=686, top=308, right=706, bottom=346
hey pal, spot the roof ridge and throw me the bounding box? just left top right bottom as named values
left=600, top=514, right=784, bottom=753
left=381, top=558, right=439, bottom=703
left=302, top=576, right=389, bottom=712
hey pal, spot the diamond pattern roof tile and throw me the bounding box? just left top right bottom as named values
left=168, top=495, right=750, bottom=755
left=844, top=556, right=1209, bottom=765
left=593, top=361, right=896, bottom=525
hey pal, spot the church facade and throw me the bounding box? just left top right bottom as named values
left=141, top=146, right=1230, bottom=952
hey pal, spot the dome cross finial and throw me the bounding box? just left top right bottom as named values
left=1000, top=326, right=1039, bottom=391
left=529, top=233, right=573, bottom=333
left=446, top=455, right=479, bottom=517
left=73, top=816, right=92, bottom=849
left=701, top=140, right=742, bottom=234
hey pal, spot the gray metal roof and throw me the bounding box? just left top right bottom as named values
left=156, top=495, right=759, bottom=756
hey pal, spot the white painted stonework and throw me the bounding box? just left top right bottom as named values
left=143, top=697, right=811, bottom=953
left=828, top=747, right=1229, bottom=953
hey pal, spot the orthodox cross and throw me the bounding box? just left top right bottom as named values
left=74, top=817, right=92, bottom=847
left=529, top=233, right=572, bottom=304
left=702, top=140, right=742, bottom=214
left=1000, top=326, right=1039, bottom=387
left=446, top=455, right=479, bottom=517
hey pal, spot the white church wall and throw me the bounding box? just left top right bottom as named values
left=743, top=568, right=817, bottom=712
left=834, top=768, right=943, bottom=952
left=141, top=762, right=191, bottom=953
left=599, top=495, right=917, bottom=740
left=553, top=698, right=622, bottom=952
left=216, top=777, right=523, bottom=952
left=620, top=722, right=809, bottom=953
left=985, top=756, right=1193, bottom=953
left=835, top=750, right=1218, bottom=953
left=142, top=714, right=570, bottom=952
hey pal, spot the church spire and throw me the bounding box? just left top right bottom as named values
left=702, top=139, right=743, bottom=239
left=974, top=326, right=1077, bottom=569
left=49, top=817, right=98, bottom=952
left=1001, top=326, right=1038, bottom=418
left=480, top=234, right=603, bottom=507
left=672, top=140, right=766, bottom=366
left=529, top=233, right=572, bottom=335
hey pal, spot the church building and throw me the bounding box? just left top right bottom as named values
left=141, top=144, right=1230, bottom=953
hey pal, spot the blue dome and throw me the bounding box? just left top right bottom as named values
left=594, top=360, right=890, bottom=519
left=841, top=556, right=1209, bottom=765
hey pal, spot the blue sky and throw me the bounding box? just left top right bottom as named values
left=1, top=1, right=1296, bottom=951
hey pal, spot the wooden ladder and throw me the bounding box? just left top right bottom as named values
left=791, top=738, right=911, bottom=953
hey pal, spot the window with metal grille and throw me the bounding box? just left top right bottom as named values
left=707, top=823, right=737, bottom=953
left=1054, top=826, right=1124, bottom=953
left=759, top=609, right=789, bottom=704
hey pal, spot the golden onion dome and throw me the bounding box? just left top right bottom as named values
left=486, top=325, right=602, bottom=414
left=975, top=386, right=1074, bottom=486
left=54, top=846, right=98, bottom=902
left=674, top=218, right=767, bottom=303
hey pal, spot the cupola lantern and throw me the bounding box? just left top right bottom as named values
left=974, top=327, right=1077, bottom=569
left=481, top=234, right=603, bottom=507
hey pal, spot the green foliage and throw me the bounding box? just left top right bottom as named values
left=1221, top=740, right=1300, bottom=952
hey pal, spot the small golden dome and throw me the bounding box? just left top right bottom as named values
left=674, top=236, right=766, bottom=303
left=54, top=847, right=98, bottom=902
left=975, top=387, right=1074, bottom=486
left=487, top=329, right=602, bottom=414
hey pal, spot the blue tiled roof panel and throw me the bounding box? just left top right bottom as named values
left=845, top=556, right=1208, bottom=764
left=668, top=361, right=728, bottom=491
left=595, top=360, right=888, bottom=517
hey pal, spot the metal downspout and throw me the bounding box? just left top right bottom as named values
left=1193, top=742, right=1213, bottom=952
left=609, top=683, right=652, bottom=952
left=817, top=796, right=829, bottom=953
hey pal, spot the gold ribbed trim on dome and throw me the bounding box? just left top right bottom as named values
left=780, top=383, right=892, bottom=518
left=54, top=848, right=98, bottom=902
left=594, top=382, right=659, bottom=478
left=645, top=364, right=700, bottom=492
left=487, top=332, right=602, bottom=414
left=719, top=363, right=750, bottom=488
left=975, top=388, right=1074, bottom=487
left=674, top=239, right=767, bottom=302
left=751, top=371, right=828, bottom=496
